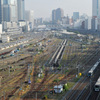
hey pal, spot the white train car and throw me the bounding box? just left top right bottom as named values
left=54, top=45, right=64, bottom=64
left=88, top=61, right=100, bottom=77
left=63, top=40, right=67, bottom=45
left=49, top=40, right=65, bottom=65
left=49, top=45, right=61, bottom=65
left=94, top=77, right=100, bottom=91
left=54, top=40, right=67, bottom=64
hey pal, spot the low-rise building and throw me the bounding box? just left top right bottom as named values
left=54, top=85, right=63, bottom=93
left=1, top=34, right=10, bottom=43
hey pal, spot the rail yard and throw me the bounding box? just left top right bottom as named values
left=0, top=31, right=100, bottom=100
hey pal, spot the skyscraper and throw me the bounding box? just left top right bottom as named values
left=25, top=10, right=34, bottom=22
left=25, top=10, right=34, bottom=29
left=52, top=10, right=56, bottom=23
left=92, top=0, right=100, bottom=18
left=92, top=0, right=100, bottom=31
left=73, top=12, right=79, bottom=21
left=0, top=0, right=2, bottom=23
left=17, top=0, right=25, bottom=21
left=91, top=17, right=98, bottom=30
left=56, top=8, right=64, bottom=21
left=2, top=0, right=17, bottom=22
left=52, top=8, right=64, bottom=24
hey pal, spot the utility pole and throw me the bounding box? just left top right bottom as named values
left=17, top=51, right=18, bottom=61
left=0, top=76, right=2, bottom=87
left=3, top=91, right=5, bottom=100
left=90, top=78, right=92, bottom=92
left=27, top=64, right=30, bottom=82
left=8, top=65, right=10, bottom=76
left=76, top=62, right=79, bottom=75
left=2, top=56, right=4, bottom=65
left=32, top=54, right=34, bottom=70
left=78, top=65, right=79, bottom=75
left=36, top=92, right=37, bottom=100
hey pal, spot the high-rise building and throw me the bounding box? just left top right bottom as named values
left=92, top=0, right=100, bottom=31
left=2, top=0, right=17, bottom=22
left=52, top=10, right=56, bottom=23
left=25, top=10, right=34, bottom=29
left=17, top=0, right=25, bottom=21
left=52, top=8, right=64, bottom=24
left=66, top=15, right=69, bottom=24
left=85, top=17, right=92, bottom=30
left=92, top=0, right=100, bottom=18
left=25, top=10, right=34, bottom=22
left=56, top=8, right=64, bottom=21
left=0, top=0, right=2, bottom=23
left=91, top=17, right=98, bottom=30
left=73, top=12, right=79, bottom=21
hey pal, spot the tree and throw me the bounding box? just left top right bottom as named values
left=63, top=84, right=68, bottom=91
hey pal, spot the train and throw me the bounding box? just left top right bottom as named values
left=48, top=39, right=67, bottom=67
left=94, top=77, right=100, bottom=91
left=0, top=50, right=12, bottom=56
left=49, top=40, right=65, bottom=65
left=54, top=39, right=67, bottom=67
left=49, top=45, right=61, bottom=65
left=87, top=59, right=100, bottom=77
left=54, top=45, right=65, bottom=66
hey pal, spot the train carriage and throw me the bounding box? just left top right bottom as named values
left=87, top=61, right=100, bottom=77
left=94, top=77, right=100, bottom=91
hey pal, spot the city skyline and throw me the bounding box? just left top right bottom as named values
left=25, top=0, right=92, bottom=18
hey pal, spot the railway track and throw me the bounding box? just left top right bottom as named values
left=23, top=40, right=100, bottom=100
left=36, top=42, right=100, bottom=100
left=23, top=65, right=76, bottom=99
left=65, top=77, right=88, bottom=100
left=0, top=68, right=27, bottom=100
left=62, top=45, right=100, bottom=100
left=49, top=39, right=67, bottom=67
left=77, top=66, right=100, bottom=100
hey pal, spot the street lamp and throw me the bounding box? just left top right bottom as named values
left=76, top=62, right=80, bottom=75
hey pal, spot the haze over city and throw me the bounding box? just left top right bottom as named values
left=0, top=0, right=100, bottom=99
left=25, top=0, right=92, bottom=18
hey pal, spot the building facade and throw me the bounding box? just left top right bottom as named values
left=25, top=10, right=34, bottom=29
left=91, top=17, right=98, bottom=30
left=92, top=0, right=100, bottom=18
left=92, top=0, right=100, bottom=31
left=85, top=17, right=92, bottom=30
left=52, top=10, right=56, bottom=24
left=0, top=0, right=2, bottom=23
left=17, top=0, right=25, bottom=21
left=73, top=12, right=79, bottom=21
left=2, top=0, right=18, bottom=22
left=52, top=8, right=64, bottom=24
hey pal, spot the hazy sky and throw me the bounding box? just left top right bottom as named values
left=25, top=0, right=92, bottom=18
